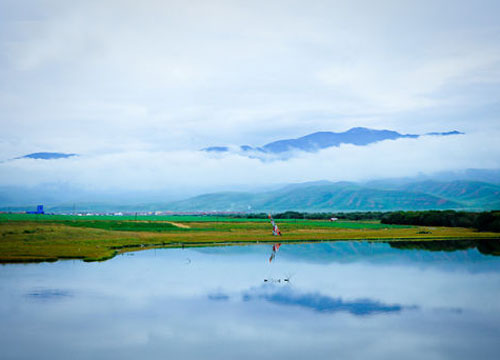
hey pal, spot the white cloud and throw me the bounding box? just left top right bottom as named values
left=317, top=46, right=500, bottom=113
left=1, top=133, right=498, bottom=191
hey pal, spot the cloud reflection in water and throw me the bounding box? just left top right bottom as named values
left=208, top=293, right=230, bottom=301
left=25, top=289, right=73, bottom=301
left=241, top=286, right=414, bottom=316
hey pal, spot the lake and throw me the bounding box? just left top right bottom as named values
left=1, top=240, right=499, bottom=359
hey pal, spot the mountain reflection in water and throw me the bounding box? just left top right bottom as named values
left=387, top=239, right=500, bottom=256
left=196, top=239, right=500, bottom=273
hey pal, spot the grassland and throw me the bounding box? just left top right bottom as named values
left=1, top=214, right=499, bottom=263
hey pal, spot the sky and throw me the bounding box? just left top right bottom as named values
left=1, top=0, right=500, bottom=192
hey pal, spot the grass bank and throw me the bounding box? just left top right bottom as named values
left=1, top=214, right=499, bottom=263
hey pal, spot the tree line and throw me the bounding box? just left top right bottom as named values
left=235, top=211, right=386, bottom=220
left=380, top=210, right=500, bottom=232
left=233, top=210, right=500, bottom=232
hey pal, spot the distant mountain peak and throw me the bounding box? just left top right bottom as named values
left=426, top=130, right=464, bottom=136
left=202, top=127, right=463, bottom=157
left=345, top=127, right=382, bottom=133
left=16, top=152, right=78, bottom=160
left=202, top=146, right=229, bottom=153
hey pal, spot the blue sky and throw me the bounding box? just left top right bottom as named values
left=1, top=0, right=499, bottom=190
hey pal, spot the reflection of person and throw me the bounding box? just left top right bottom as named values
left=269, top=243, right=281, bottom=263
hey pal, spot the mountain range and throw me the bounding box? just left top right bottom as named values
left=161, top=180, right=500, bottom=212
left=203, top=127, right=463, bottom=155
left=3, top=178, right=495, bottom=213
left=7, top=128, right=461, bottom=163
left=0, top=125, right=497, bottom=213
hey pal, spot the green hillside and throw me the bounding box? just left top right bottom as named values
left=164, top=182, right=465, bottom=212
left=403, top=180, right=500, bottom=209
left=5, top=180, right=498, bottom=213
left=369, top=180, right=500, bottom=210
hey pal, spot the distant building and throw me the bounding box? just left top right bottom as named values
left=330, top=217, right=338, bottom=221
left=27, top=205, right=44, bottom=214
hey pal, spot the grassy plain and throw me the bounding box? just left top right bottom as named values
left=1, top=214, right=499, bottom=263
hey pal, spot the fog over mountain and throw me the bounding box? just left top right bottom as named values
left=203, top=127, right=463, bottom=158
left=1, top=129, right=499, bottom=203
left=2, top=173, right=500, bottom=213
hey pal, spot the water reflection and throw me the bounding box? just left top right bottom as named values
left=387, top=239, right=500, bottom=256
left=207, top=292, right=230, bottom=301
left=196, top=240, right=500, bottom=273
left=1, top=241, right=499, bottom=360
left=242, top=285, right=411, bottom=316
left=268, top=243, right=281, bottom=263
left=25, top=288, right=73, bottom=301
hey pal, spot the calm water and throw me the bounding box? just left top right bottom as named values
left=1, top=241, right=500, bottom=360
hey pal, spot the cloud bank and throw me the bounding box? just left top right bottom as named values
left=1, top=133, right=498, bottom=191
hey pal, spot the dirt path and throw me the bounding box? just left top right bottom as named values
left=124, top=220, right=191, bottom=229
left=166, top=222, right=191, bottom=229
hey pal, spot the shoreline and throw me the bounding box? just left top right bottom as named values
left=1, top=217, right=499, bottom=263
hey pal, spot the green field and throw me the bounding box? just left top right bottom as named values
left=0, top=214, right=250, bottom=222
left=0, top=213, right=403, bottom=224
left=1, top=214, right=499, bottom=263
